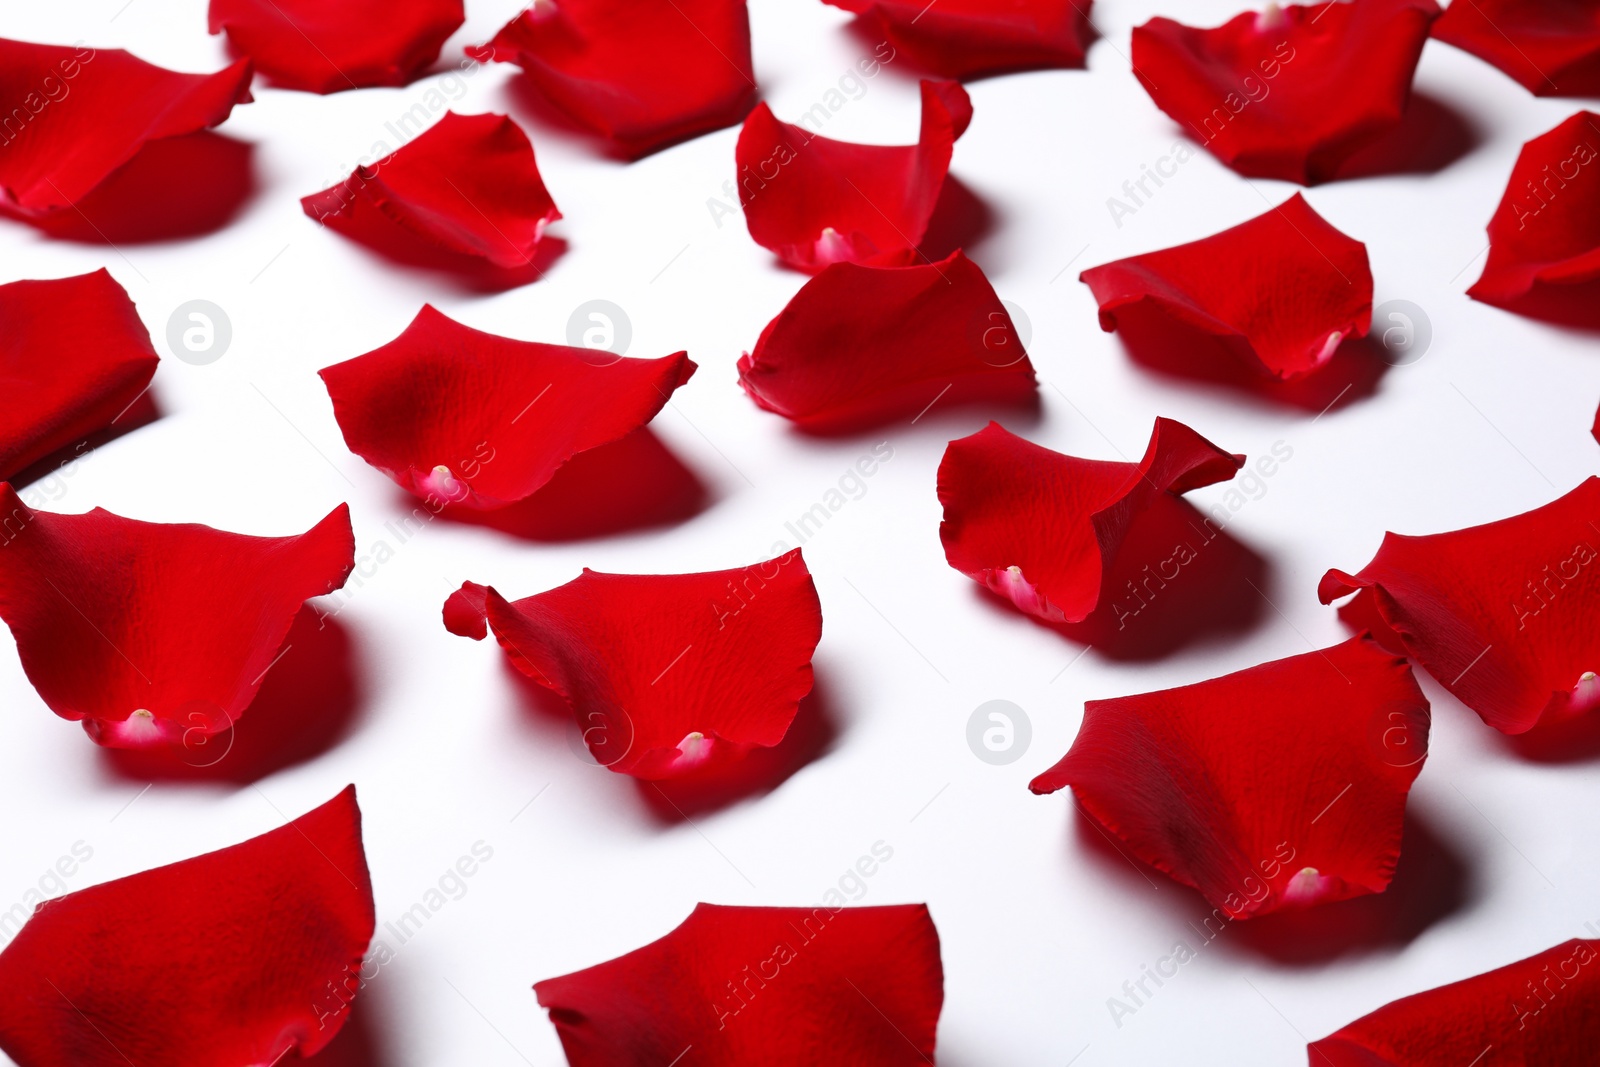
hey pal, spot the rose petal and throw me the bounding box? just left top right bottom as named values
left=320, top=305, right=694, bottom=510
left=938, top=419, right=1244, bottom=623
left=1081, top=193, right=1372, bottom=381
left=738, top=250, right=1036, bottom=429
left=822, top=0, right=1092, bottom=78
left=1310, top=938, right=1600, bottom=1064
left=303, top=111, right=561, bottom=271
left=1433, top=0, right=1600, bottom=97
left=1031, top=636, right=1431, bottom=918
left=0, top=270, right=159, bottom=482
left=535, top=902, right=942, bottom=1065
left=1320, top=477, right=1600, bottom=735
left=443, top=550, right=822, bottom=779
left=0, top=487, right=354, bottom=749
left=0, top=786, right=374, bottom=1067
left=1131, top=0, right=1440, bottom=184
left=469, top=0, right=756, bottom=158
left=0, top=41, right=251, bottom=218
left=736, top=78, right=971, bottom=271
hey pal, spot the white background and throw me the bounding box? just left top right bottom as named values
left=3, top=1, right=1600, bottom=1064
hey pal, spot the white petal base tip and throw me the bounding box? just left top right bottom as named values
left=1278, top=866, right=1342, bottom=909
left=421, top=464, right=469, bottom=504
left=984, top=565, right=1057, bottom=621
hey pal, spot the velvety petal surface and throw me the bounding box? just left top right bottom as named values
left=1433, top=0, right=1600, bottom=97
left=823, top=0, right=1093, bottom=78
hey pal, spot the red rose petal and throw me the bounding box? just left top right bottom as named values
left=443, top=550, right=822, bottom=779
left=738, top=250, right=1036, bottom=429
left=1081, top=193, right=1373, bottom=381
left=736, top=78, right=972, bottom=271
left=1467, top=111, right=1600, bottom=324
left=209, top=0, right=465, bottom=94
left=1131, top=0, right=1440, bottom=184
left=0, top=786, right=375, bottom=1067
left=470, top=0, right=756, bottom=158
left=823, top=0, right=1092, bottom=78
left=535, top=902, right=942, bottom=1066
left=1320, top=477, right=1600, bottom=735
left=0, top=41, right=251, bottom=218
left=320, top=305, right=694, bottom=510
left=0, top=270, right=158, bottom=482
left=1031, top=636, right=1431, bottom=918
left=303, top=111, right=561, bottom=272
left=1309, top=938, right=1600, bottom=1064
left=938, top=419, right=1244, bottom=623
left=1433, top=0, right=1600, bottom=97
left=0, top=487, right=354, bottom=749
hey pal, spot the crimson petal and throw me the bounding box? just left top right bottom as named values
left=1081, top=193, right=1372, bottom=381
left=1131, top=0, right=1440, bottom=184
left=0, top=786, right=374, bottom=1067
left=938, top=419, right=1243, bottom=623
left=1320, top=477, right=1600, bottom=735
left=738, top=250, right=1036, bottom=429
left=736, top=79, right=972, bottom=271
left=0, top=41, right=251, bottom=218
left=1031, top=636, right=1431, bottom=918
left=470, top=0, right=756, bottom=158
left=535, top=903, right=942, bottom=1066
left=823, top=0, right=1093, bottom=78
left=0, top=270, right=158, bottom=482
left=1433, top=0, right=1600, bottom=97
left=320, top=305, right=694, bottom=510
left=443, top=551, right=822, bottom=779
left=0, top=487, right=354, bottom=749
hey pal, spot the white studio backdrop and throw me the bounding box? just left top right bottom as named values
left=3, top=1, right=1599, bottom=1064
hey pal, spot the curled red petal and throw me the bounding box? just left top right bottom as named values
left=320, top=305, right=694, bottom=510
left=0, top=41, right=251, bottom=217
left=208, top=0, right=464, bottom=94
left=1031, top=636, right=1431, bottom=918
left=0, top=786, right=375, bottom=1067
left=535, top=902, right=942, bottom=1066
left=0, top=486, right=354, bottom=749
left=736, top=78, right=972, bottom=271
left=0, top=270, right=158, bottom=482
left=470, top=0, right=755, bottom=158
left=1433, top=0, right=1600, bottom=97
left=303, top=111, right=561, bottom=271
left=1309, top=938, right=1600, bottom=1064
left=443, top=551, right=822, bottom=779
left=1131, top=0, right=1440, bottom=184
left=1081, top=193, right=1373, bottom=380
left=823, top=0, right=1092, bottom=78
left=938, top=418, right=1243, bottom=623
left=1319, top=477, right=1600, bottom=735
left=738, top=250, right=1036, bottom=429
left=1467, top=111, right=1600, bottom=323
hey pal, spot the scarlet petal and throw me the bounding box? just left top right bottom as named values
left=0, top=487, right=354, bottom=749
left=0, top=786, right=375, bottom=1067
left=443, top=551, right=822, bottom=779
left=938, top=419, right=1243, bottom=623
left=320, top=305, right=694, bottom=510
left=1310, top=938, right=1600, bottom=1064
left=0, top=41, right=251, bottom=217
left=736, top=79, right=972, bottom=270
left=208, top=0, right=464, bottom=94
left=1081, top=193, right=1372, bottom=380
left=738, top=250, right=1036, bottom=429
left=1131, top=0, right=1440, bottom=184
left=1320, top=477, right=1600, bottom=735
left=823, top=0, right=1092, bottom=78
left=1433, top=0, right=1600, bottom=97
left=535, top=903, right=942, bottom=1065
left=0, top=270, right=158, bottom=482
left=470, top=0, right=756, bottom=158
left=303, top=111, right=561, bottom=271
left=1031, top=636, right=1431, bottom=918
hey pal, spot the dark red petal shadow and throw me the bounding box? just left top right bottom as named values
left=1433, top=0, right=1600, bottom=97
left=824, top=0, right=1093, bottom=78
